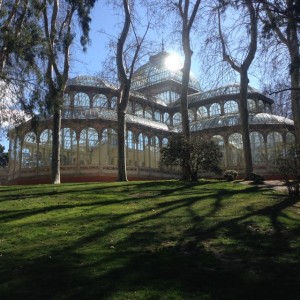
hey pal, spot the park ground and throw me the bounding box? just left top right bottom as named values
left=0, top=179, right=299, bottom=299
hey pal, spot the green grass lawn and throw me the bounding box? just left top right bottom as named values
left=0, top=180, right=299, bottom=300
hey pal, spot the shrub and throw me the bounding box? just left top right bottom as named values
left=224, top=170, right=238, bottom=181
left=160, top=134, right=223, bottom=181
left=249, top=172, right=265, bottom=184
left=277, top=147, right=299, bottom=196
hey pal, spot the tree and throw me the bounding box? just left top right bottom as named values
left=0, top=144, right=9, bottom=167
left=160, top=135, right=222, bottom=181
left=217, top=0, right=258, bottom=179
left=0, top=0, right=43, bottom=139
left=38, top=0, right=96, bottom=184
left=173, top=0, right=202, bottom=180
left=116, top=0, right=149, bottom=181
left=260, top=0, right=300, bottom=157
left=174, top=0, right=202, bottom=138
left=263, top=81, right=292, bottom=118
left=0, top=0, right=30, bottom=74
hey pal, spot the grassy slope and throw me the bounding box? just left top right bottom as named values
left=0, top=180, right=299, bottom=300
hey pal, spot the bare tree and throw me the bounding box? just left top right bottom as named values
left=262, top=81, right=292, bottom=118
left=260, top=0, right=300, bottom=154
left=217, top=0, right=259, bottom=179
left=171, top=0, right=202, bottom=180
left=103, top=0, right=150, bottom=181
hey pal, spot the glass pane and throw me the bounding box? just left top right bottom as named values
left=210, top=103, right=221, bottom=116
left=74, top=92, right=90, bottom=108
left=93, top=94, right=108, bottom=108
left=224, top=101, right=238, bottom=114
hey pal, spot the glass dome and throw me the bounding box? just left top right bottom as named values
left=131, top=51, right=200, bottom=91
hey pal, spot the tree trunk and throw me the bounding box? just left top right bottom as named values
left=51, top=107, right=61, bottom=184
left=240, top=70, right=253, bottom=179
left=288, top=15, right=300, bottom=154
left=181, top=31, right=192, bottom=138
left=180, top=25, right=193, bottom=180
left=117, top=105, right=128, bottom=181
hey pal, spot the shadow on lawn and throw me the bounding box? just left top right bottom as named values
left=1, top=182, right=300, bottom=299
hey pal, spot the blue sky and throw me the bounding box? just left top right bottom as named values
left=1, top=2, right=261, bottom=150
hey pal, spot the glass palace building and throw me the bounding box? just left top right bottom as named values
left=7, top=51, right=295, bottom=183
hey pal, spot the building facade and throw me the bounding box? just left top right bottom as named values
left=7, top=51, right=295, bottom=183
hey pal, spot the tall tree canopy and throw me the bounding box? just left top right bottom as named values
left=36, top=0, right=96, bottom=184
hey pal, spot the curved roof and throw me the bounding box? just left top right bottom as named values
left=189, top=84, right=264, bottom=104
left=132, top=51, right=200, bottom=91
left=252, top=113, right=294, bottom=126
left=68, top=76, right=116, bottom=89
left=189, top=113, right=294, bottom=132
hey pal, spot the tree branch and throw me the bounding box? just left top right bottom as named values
left=217, top=7, right=240, bottom=73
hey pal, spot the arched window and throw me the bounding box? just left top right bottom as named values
left=154, top=110, right=161, bottom=122
left=137, top=133, right=148, bottom=151
left=163, top=112, right=170, bottom=125
left=126, top=130, right=135, bottom=166
left=173, top=112, right=182, bottom=125
left=40, top=129, right=52, bottom=144
left=74, top=92, right=90, bottom=108
left=61, top=128, right=77, bottom=150
left=126, top=130, right=135, bottom=149
left=250, top=132, right=266, bottom=164
left=127, top=101, right=133, bottom=114
left=258, top=100, right=264, bottom=112
left=144, top=106, right=152, bottom=120
left=247, top=99, right=256, bottom=112
left=79, top=128, right=99, bottom=165
left=162, top=137, right=169, bottom=147
left=93, top=94, right=108, bottom=108
left=39, top=129, right=52, bottom=166
left=135, top=103, right=143, bottom=117
left=24, top=132, right=36, bottom=144
left=224, top=101, right=238, bottom=114
left=111, top=96, right=117, bottom=109
left=101, top=128, right=117, bottom=165
left=21, top=148, right=31, bottom=168
left=267, top=131, right=283, bottom=163
left=188, top=110, right=195, bottom=122
left=212, top=135, right=225, bottom=166
left=63, top=94, right=70, bottom=107
left=150, top=136, right=159, bottom=151
left=198, top=106, right=208, bottom=119
left=210, top=103, right=221, bottom=116
left=150, top=136, right=160, bottom=168
left=285, top=132, right=296, bottom=156
left=80, top=128, right=98, bottom=148
left=102, top=128, right=108, bottom=144
left=23, top=132, right=37, bottom=168
left=286, top=132, right=295, bottom=148
left=228, top=133, right=243, bottom=166
left=61, top=128, right=77, bottom=165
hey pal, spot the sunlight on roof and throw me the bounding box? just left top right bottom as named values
left=164, top=53, right=182, bottom=71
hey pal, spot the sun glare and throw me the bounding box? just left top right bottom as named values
left=164, top=54, right=182, bottom=71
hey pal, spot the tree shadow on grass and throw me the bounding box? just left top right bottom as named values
left=1, top=182, right=299, bottom=299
